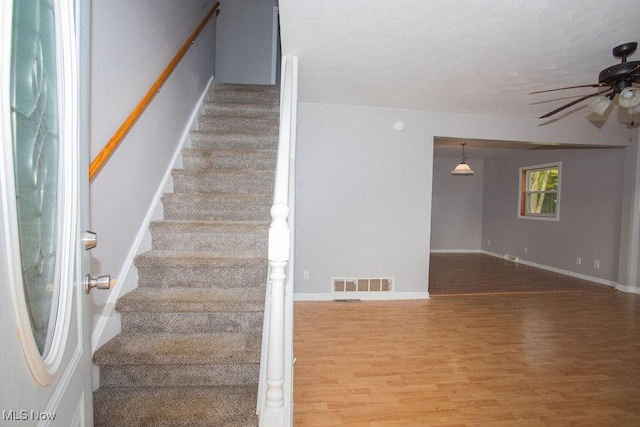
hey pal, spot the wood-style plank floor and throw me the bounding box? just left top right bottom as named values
left=429, top=253, right=611, bottom=295
left=293, top=255, right=640, bottom=426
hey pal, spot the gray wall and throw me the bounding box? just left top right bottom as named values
left=214, top=0, right=278, bottom=84
left=295, top=103, right=433, bottom=296
left=482, top=148, right=626, bottom=282
left=431, top=157, right=484, bottom=251
left=89, top=0, right=217, bottom=328
left=294, top=101, right=633, bottom=297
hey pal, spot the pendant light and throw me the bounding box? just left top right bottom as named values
left=451, top=143, right=474, bottom=175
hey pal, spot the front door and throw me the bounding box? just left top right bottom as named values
left=0, top=0, right=93, bottom=425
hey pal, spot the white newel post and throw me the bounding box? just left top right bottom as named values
left=263, top=202, right=290, bottom=425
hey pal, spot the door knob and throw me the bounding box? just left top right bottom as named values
left=84, top=274, right=117, bottom=294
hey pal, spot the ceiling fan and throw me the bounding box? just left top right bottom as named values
left=531, top=42, right=640, bottom=119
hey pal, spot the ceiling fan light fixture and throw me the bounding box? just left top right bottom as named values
left=532, top=42, right=640, bottom=120
left=589, top=95, right=612, bottom=115
left=451, top=143, right=474, bottom=175
left=619, top=87, right=640, bottom=109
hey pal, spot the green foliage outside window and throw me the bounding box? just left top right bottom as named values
left=520, top=164, right=560, bottom=219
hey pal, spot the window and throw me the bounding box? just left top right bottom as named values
left=519, top=162, right=560, bottom=221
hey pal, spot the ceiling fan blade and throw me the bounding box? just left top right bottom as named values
left=539, top=90, right=613, bottom=119
left=530, top=83, right=610, bottom=95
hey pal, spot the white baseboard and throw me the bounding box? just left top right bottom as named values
left=615, top=283, right=640, bottom=294
left=294, top=292, right=430, bottom=301
left=481, top=250, right=619, bottom=288
left=430, top=249, right=482, bottom=253
left=91, top=76, right=214, bottom=353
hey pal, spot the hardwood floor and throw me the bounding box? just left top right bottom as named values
left=293, top=256, right=640, bottom=426
left=429, top=253, right=610, bottom=295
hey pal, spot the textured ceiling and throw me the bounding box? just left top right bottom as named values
left=278, top=0, right=640, bottom=122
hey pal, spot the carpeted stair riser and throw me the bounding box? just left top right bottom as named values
left=210, top=86, right=279, bottom=97
left=98, top=364, right=259, bottom=388
left=203, top=101, right=279, bottom=117
left=190, top=130, right=277, bottom=150
left=94, top=83, right=278, bottom=427
left=182, top=147, right=276, bottom=170
left=93, top=386, right=258, bottom=427
left=95, top=332, right=261, bottom=366
left=150, top=221, right=268, bottom=254
left=197, top=115, right=279, bottom=135
left=121, top=311, right=264, bottom=334
left=134, top=252, right=267, bottom=288
left=116, top=287, right=265, bottom=313
left=172, top=169, right=275, bottom=194
left=162, top=193, right=272, bottom=222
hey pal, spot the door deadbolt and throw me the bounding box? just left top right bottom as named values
left=82, top=230, right=98, bottom=250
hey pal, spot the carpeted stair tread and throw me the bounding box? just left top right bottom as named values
left=116, top=287, right=265, bottom=313
left=94, top=332, right=261, bottom=366
left=93, top=385, right=258, bottom=426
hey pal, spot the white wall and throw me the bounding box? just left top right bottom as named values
left=214, top=0, right=278, bottom=84
left=431, top=157, right=484, bottom=251
left=294, top=101, right=633, bottom=298
left=482, top=148, right=625, bottom=283
left=89, top=0, right=217, bottom=330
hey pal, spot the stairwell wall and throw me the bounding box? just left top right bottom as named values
left=214, top=0, right=278, bottom=84
left=89, top=0, right=217, bottom=338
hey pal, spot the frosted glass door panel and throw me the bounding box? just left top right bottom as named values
left=11, top=0, right=61, bottom=356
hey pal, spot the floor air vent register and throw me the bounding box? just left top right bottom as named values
left=332, top=278, right=393, bottom=292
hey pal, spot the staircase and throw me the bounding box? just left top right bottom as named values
left=93, top=84, right=280, bottom=426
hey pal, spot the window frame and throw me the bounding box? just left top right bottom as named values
left=518, top=162, right=561, bottom=221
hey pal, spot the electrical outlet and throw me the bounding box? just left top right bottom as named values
left=594, top=260, right=600, bottom=269
left=487, top=240, right=491, bottom=246
left=576, top=257, right=582, bottom=265
left=523, top=247, right=528, bottom=254
left=303, top=270, right=310, bottom=280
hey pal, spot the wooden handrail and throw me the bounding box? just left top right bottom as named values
left=89, top=2, right=220, bottom=181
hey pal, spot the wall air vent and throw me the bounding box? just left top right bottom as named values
left=333, top=278, right=393, bottom=292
